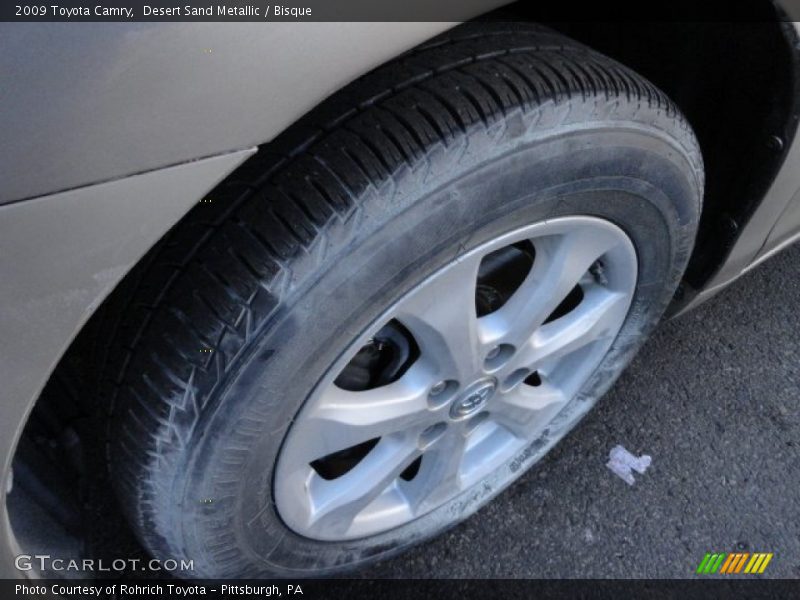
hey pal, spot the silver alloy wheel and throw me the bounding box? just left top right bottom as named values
left=274, top=216, right=637, bottom=541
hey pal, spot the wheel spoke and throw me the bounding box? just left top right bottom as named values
left=291, top=363, right=434, bottom=464
left=394, top=251, right=485, bottom=381
left=478, top=226, right=621, bottom=347
left=513, top=286, right=628, bottom=370
left=414, top=428, right=469, bottom=512
left=491, top=383, right=567, bottom=439
left=305, top=435, right=419, bottom=537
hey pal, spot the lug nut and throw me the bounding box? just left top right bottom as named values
left=427, top=380, right=458, bottom=409
left=484, top=344, right=515, bottom=371
left=429, top=381, right=447, bottom=396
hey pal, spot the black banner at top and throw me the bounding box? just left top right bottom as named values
left=1, top=0, right=798, bottom=22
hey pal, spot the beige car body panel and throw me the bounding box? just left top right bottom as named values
left=2, top=15, right=800, bottom=577
left=1, top=22, right=461, bottom=203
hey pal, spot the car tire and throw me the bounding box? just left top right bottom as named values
left=104, top=22, right=703, bottom=577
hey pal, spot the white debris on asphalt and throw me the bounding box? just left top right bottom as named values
left=606, top=445, right=651, bottom=486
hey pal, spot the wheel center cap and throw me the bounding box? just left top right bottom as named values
left=450, top=379, right=496, bottom=419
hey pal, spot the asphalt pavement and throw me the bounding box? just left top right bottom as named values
left=358, top=244, right=800, bottom=579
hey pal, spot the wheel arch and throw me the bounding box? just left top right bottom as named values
left=543, top=11, right=800, bottom=306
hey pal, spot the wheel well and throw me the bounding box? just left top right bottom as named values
left=540, top=14, right=800, bottom=299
